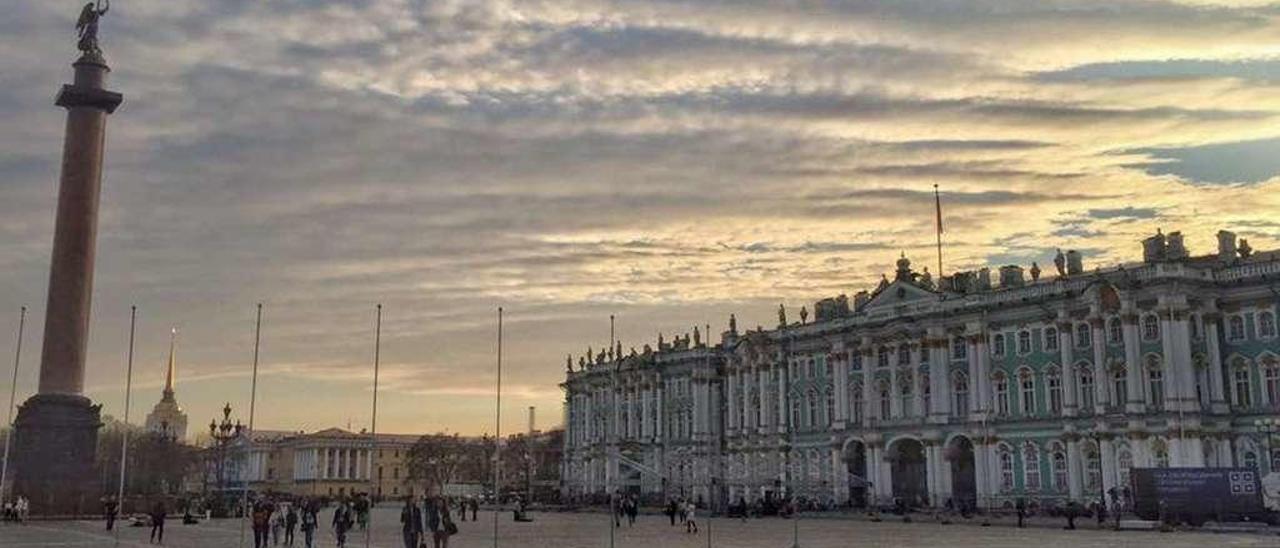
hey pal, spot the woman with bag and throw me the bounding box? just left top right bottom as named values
left=433, top=497, right=457, bottom=548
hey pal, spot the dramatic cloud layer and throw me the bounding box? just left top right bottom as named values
left=2, top=0, right=1279, bottom=436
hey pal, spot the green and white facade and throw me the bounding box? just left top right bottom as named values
left=560, top=229, right=1280, bottom=509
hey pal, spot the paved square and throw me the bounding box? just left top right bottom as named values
left=0, top=508, right=1275, bottom=548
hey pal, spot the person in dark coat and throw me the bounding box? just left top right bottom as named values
left=104, top=496, right=119, bottom=530
left=400, top=496, right=423, bottom=548
left=285, top=505, right=298, bottom=545
left=1015, top=498, right=1026, bottom=528
left=149, top=502, right=167, bottom=544
left=332, top=500, right=354, bottom=548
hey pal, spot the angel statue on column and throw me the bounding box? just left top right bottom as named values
left=77, top=0, right=111, bottom=54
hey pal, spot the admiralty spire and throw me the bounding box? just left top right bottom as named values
left=144, top=329, right=188, bottom=441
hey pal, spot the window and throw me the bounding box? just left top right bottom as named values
left=790, top=399, right=801, bottom=428
left=1259, top=311, right=1277, bottom=339
left=1142, top=315, right=1160, bottom=341
left=994, top=372, right=1011, bottom=415
left=1044, top=327, right=1059, bottom=352
left=922, top=373, right=931, bottom=414
left=1147, top=357, right=1164, bottom=409
left=898, top=345, right=911, bottom=365
left=1112, top=366, right=1128, bottom=408
left=1017, top=330, right=1032, bottom=355
left=952, top=372, right=969, bottom=416
left=1075, top=324, right=1091, bottom=348
left=850, top=383, right=864, bottom=423
left=825, top=391, right=835, bottom=426
left=1229, top=315, right=1246, bottom=341
left=878, top=380, right=892, bottom=418
left=1078, top=366, right=1095, bottom=410
left=999, top=449, right=1015, bottom=491
left=1019, top=370, right=1036, bottom=415
left=1047, top=370, right=1063, bottom=415
left=899, top=373, right=914, bottom=417
left=992, top=334, right=1006, bottom=357
left=806, top=359, right=815, bottom=379
left=1107, top=318, right=1123, bottom=345
left=952, top=337, right=967, bottom=361
left=1023, top=444, right=1041, bottom=491
left=1117, top=449, right=1133, bottom=487
left=806, top=392, right=817, bottom=428
left=1153, top=440, right=1170, bottom=468
left=878, top=348, right=890, bottom=368
left=1051, top=448, right=1068, bottom=492
left=851, top=353, right=863, bottom=371
left=1084, top=446, right=1102, bottom=490
left=1263, top=358, right=1280, bottom=407
left=1233, top=361, right=1252, bottom=408
left=1244, top=451, right=1259, bottom=471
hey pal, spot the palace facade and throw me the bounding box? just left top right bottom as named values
left=560, top=229, right=1280, bottom=510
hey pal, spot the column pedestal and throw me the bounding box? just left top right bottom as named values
left=11, top=394, right=101, bottom=515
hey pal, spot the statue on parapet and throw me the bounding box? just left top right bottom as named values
left=77, top=1, right=110, bottom=55
left=778, top=304, right=787, bottom=327
left=1054, top=248, right=1066, bottom=277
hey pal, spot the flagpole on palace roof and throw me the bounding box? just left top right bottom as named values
left=934, top=184, right=945, bottom=278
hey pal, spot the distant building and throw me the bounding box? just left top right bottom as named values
left=562, top=228, right=1280, bottom=510
left=144, top=330, right=188, bottom=441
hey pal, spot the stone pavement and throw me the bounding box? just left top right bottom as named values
left=1, top=507, right=1276, bottom=548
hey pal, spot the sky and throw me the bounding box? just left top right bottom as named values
left=2, top=1, right=1280, bottom=438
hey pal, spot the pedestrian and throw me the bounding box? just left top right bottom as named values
left=149, top=501, right=167, bottom=544
left=1064, top=500, right=1078, bottom=530
left=14, top=496, right=27, bottom=524
left=470, top=498, right=478, bottom=521
left=424, top=496, right=440, bottom=539
left=272, top=505, right=285, bottom=545
left=333, top=500, right=354, bottom=548
left=626, top=496, right=637, bottom=526
left=684, top=501, right=698, bottom=534
left=678, top=499, right=688, bottom=524
left=252, top=500, right=272, bottom=548
left=285, top=505, right=298, bottom=545
left=433, top=497, right=457, bottom=548
left=665, top=499, right=677, bottom=526
left=401, top=496, right=423, bottom=548
left=1015, top=498, right=1026, bottom=528
left=299, top=503, right=318, bottom=548
left=104, top=496, right=119, bottom=531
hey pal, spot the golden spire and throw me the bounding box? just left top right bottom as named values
left=163, top=327, right=177, bottom=397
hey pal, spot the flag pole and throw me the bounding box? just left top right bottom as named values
left=1, top=305, right=27, bottom=505
left=493, top=306, right=503, bottom=548
left=114, top=307, right=138, bottom=543
left=934, top=184, right=944, bottom=278
left=367, top=303, right=381, bottom=548
left=239, top=303, right=263, bottom=548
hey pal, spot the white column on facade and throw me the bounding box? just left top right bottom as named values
left=924, top=442, right=939, bottom=506
left=1090, top=317, right=1108, bottom=414
left=889, top=345, right=903, bottom=419
left=1066, top=438, right=1083, bottom=500
left=831, top=448, right=846, bottom=502
left=775, top=366, right=788, bottom=434
left=726, top=371, right=737, bottom=434
left=911, top=344, right=924, bottom=418
left=834, top=344, right=849, bottom=427
left=1159, top=310, right=1179, bottom=412
left=967, top=334, right=981, bottom=415
left=862, top=348, right=875, bottom=424
left=656, top=381, right=665, bottom=440
left=1170, top=308, right=1197, bottom=413
left=1058, top=316, right=1078, bottom=417
left=1121, top=308, right=1145, bottom=413
left=1204, top=311, right=1228, bottom=412
left=927, top=329, right=949, bottom=421
left=973, top=328, right=991, bottom=416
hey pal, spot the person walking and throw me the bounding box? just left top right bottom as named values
left=625, top=496, right=638, bottom=526
left=666, top=499, right=677, bottom=526
left=149, top=501, right=167, bottom=544
left=1064, top=500, right=1078, bottom=530
left=433, top=497, right=457, bottom=548
left=333, top=500, right=354, bottom=548
left=400, top=496, right=423, bottom=548
left=252, top=500, right=272, bottom=548
left=272, top=505, right=285, bottom=545
left=684, top=501, right=698, bottom=534
left=14, top=496, right=27, bottom=524
left=299, top=503, right=318, bottom=548
left=285, top=505, right=298, bottom=546
left=424, top=496, right=440, bottom=539
left=470, top=498, right=478, bottom=521
left=1015, top=498, right=1026, bottom=528
left=104, top=496, right=119, bottom=530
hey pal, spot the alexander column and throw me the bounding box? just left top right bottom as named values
left=11, top=2, right=121, bottom=514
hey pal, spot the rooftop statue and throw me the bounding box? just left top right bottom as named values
left=1030, top=262, right=1041, bottom=281
left=778, top=304, right=787, bottom=327
left=76, top=1, right=110, bottom=55
left=1054, top=248, right=1066, bottom=277
left=729, top=314, right=737, bottom=333
left=799, top=306, right=808, bottom=324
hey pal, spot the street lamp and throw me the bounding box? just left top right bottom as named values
left=208, top=403, right=243, bottom=514
left=1253, top=418, right=1279, bottom=473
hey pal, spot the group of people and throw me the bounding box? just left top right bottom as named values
left=1, top=496, right=29, bottom=523
left=613, top=494, right=638, bottom=527
left=663, top=498, right=699, bottom=533
left=398, top=495, right=459, bottom=548
left=250, top=497, right=319, bottom=548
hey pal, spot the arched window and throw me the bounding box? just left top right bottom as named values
left=952, top=372, right=969, bottom=416
left=1107, top=318, right=1123, bottom=345
left=1078, top=365, right=1095, bottom=411
left=1019, top=369, right=1036, bottom=415
left=1142, top=314, right=1160, bottom=341
left=899, top=372, right=914, bottom=417
left=999, top=447, right=1015, bottom=491
left=851, top=352, right=863, bottom=371
left=1147, top=355, right=1164, bottom=409
left=1044, top=326, right=1059, bottom=352
left=1229, top=315, right=1246, bottom=341
left=1263, top=356, right=1280, bottom=407
left=992, top=334, right=1006, bottom=358
left=878, top=380, right=892, bottom=418
left=1112, top=364, right=1128, bottom=409
left=850, top=382, right=864, bottom=423
left=1233, top=359, right=1253, bottom=408
left=952, top=337, right=968, bottom=361
left=1117, top=449, right=1133, bottom=486
left=1047, top=368, right=1063, bottom=415
left=1023, top=443, right=1042, bottom=491
left=898, top=345, right=911, bottom=365
left=878, top=347, right=890, bottom=368
left=825, top=391, right=835, bottom=426
left=806, top=391, right=818, bottom=429
left=1075, top=323, right=1091, bottom=348
left=1084, top=444, right=1102, bottom=490
left=1050, top=446, right=1068, bottom=491
left=1017, top=330, right=1032, bottom=355
left=994, top=372, right=1011, bottom=415
left=921, top=372, right=932, bottom=414
left=1258, top=311, right=1278, bottom=339
left=790, top=399, right=801, bottom=429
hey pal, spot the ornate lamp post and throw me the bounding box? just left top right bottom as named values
left=1253, top=418, right=1279, bottom=473
left=207, top=403, right=242, bottom=502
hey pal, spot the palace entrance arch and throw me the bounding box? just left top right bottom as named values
left=843, top=439, right=869, bottom=508
left=947, top=436, right=977, bottom=509
left=888, top=438, right=927, bottom=507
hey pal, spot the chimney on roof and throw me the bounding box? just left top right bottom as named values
left=977, top=268, right=992, bottom=290
left=998, top=265, right=1025, bottom=288
left=1218, top=230, right=1237, bottom=262
left=1066, top=250, right=1083, bottom=275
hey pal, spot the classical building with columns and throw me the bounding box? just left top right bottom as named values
left=561, top=229, right=1280, bottom=510
left=212, top=428, right=422, bottom=499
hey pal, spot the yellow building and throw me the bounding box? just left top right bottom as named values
left=233, top=428, right=423, bottom=499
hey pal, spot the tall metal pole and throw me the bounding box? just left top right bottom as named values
left=608, top=314, right=616, bottom=548
left=1, top=305, right=27, bottom=503
left=114, top=307, right=138, bottom=541
left=367, top=304, right=381, bottom=548
left=934, top=183, right=944, bottom=278
left=239, top=303, right=263, bottom=548
left=493, top=307, right=503, bottom=548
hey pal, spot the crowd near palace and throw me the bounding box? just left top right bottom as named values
left=560, top=229, right=1280, bottom=511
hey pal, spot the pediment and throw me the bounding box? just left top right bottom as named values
left=862, top=280, right=937, bottom=311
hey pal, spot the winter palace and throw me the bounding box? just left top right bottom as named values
left=560, top=229, right=1280, bottom=510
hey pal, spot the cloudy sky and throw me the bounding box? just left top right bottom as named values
left=2, top=1, right=1279, bottom=438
